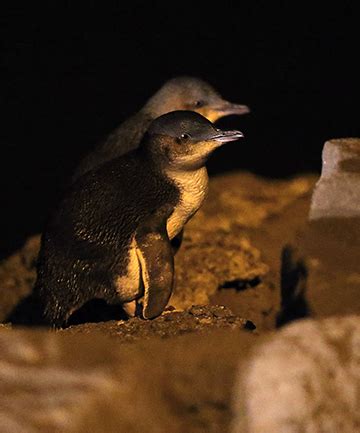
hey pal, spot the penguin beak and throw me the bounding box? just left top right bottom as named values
left=203, top=101, right=250, bottom=122
left=211, top=101, right=250, bottom=118
left=212, top=101, right=251, bottom=117
left=210, top=129, right=244, bottom=143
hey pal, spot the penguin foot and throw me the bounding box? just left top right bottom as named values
left=123, top=300, right=137, bottom=317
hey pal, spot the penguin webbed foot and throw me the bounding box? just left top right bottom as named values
left=122, top=299, right=144, bottom=318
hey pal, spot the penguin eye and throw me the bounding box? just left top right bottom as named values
left=180, top=133, right=191, bottom=141
left=194, top=100, right=205, bottom=108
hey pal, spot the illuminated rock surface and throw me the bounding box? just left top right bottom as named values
left=0, top=235, right=39, bottom=323
left=279, top=139, right=360, bottom=321
left=0, top=324, right=256, bottom=433
left=0, top=172, right=316, bottom=330
left=62, top=305, right=254, bottom=340
left=1, top=161, right=360, bottom=432
left=231, top=316, right=360, bottom=433
left=3, top=313, right=360, bottom=432
left=309, top=138, right=360, bottom=220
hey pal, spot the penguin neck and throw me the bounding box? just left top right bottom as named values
left=165, top=165, right=209, bottom=239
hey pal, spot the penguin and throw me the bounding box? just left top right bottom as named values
left=72, top=76, right=249, bottom=181
left=35, top=111, right=243, bottom=327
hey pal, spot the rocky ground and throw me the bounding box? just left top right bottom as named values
left=0, top=323, right=257, bottom=433
left=0, top=170, right=323, bottom=432
left=0, top=171, right=316, bottom=329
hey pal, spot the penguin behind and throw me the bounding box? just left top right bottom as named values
left=73, top=76, right=249, bottom=181
left=35, top=111, right=243, bottom=327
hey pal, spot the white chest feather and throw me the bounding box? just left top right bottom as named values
left=114, top=168, right=208, bottom=299
left=166, top=167, right=209, bottom=239
left=114, top=238, right=141, bottom=301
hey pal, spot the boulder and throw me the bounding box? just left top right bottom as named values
left=279, top=139, right=360, bottom=323
left=0, top=321, right=256, bottom=433
left=232, top=315, right=360, bottom=433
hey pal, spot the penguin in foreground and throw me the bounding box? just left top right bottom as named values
left=35, top=111, right=243, bottom=327
left=73, top=76, right=249, bottom=181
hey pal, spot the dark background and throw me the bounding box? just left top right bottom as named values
left=1, top=3, right=359, bottom=258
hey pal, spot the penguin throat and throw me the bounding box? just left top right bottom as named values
left=165, top=166, right=209, bottom=239
left=167, top=152, right=210, bottom=171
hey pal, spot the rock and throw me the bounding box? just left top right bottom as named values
left=231, top=315, right=360, bottom=433
left=0, top=235, right=40, bottom=321
left=4, top=312, right=359, bottom=432
left=171, top=231, right=269, bottom=319
left=0, top=172, right=317, bottom=329
left=309, top=138, right=360, bottom=220
left=279, top=139, right=360, bottom=322
left=62, top=305, right=255, bottom=341
left=196, top=172, right=315, bottom=330
left=0, top=325, right=256, bottom=433
left=189, top=172, right=313, bottom=231
left=298, top=218, right=360, bottom=317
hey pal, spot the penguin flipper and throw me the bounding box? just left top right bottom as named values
left=135, top=207, right=174, bottom=319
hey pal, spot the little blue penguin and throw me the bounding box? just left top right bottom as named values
left=73, top=76, right=249, bottom=181
left=35, top=111, right=243, bottom=327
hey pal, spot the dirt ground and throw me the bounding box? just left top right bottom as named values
left=0, top=171, right=317, bottom=331
left=0, top=171, right=318, bottom=433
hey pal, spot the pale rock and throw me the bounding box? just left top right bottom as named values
left=310, top=138, right=360, bottom=220
left=279, top=139, right=360, bottom=321
left=232, top=315, right=360, bottom=433
left=0, top=326, right=256, bottom=433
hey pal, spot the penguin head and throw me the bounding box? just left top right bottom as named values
left=144, top=76, right=250, bottom=122
left=144, top=111, right=244, bottom=170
